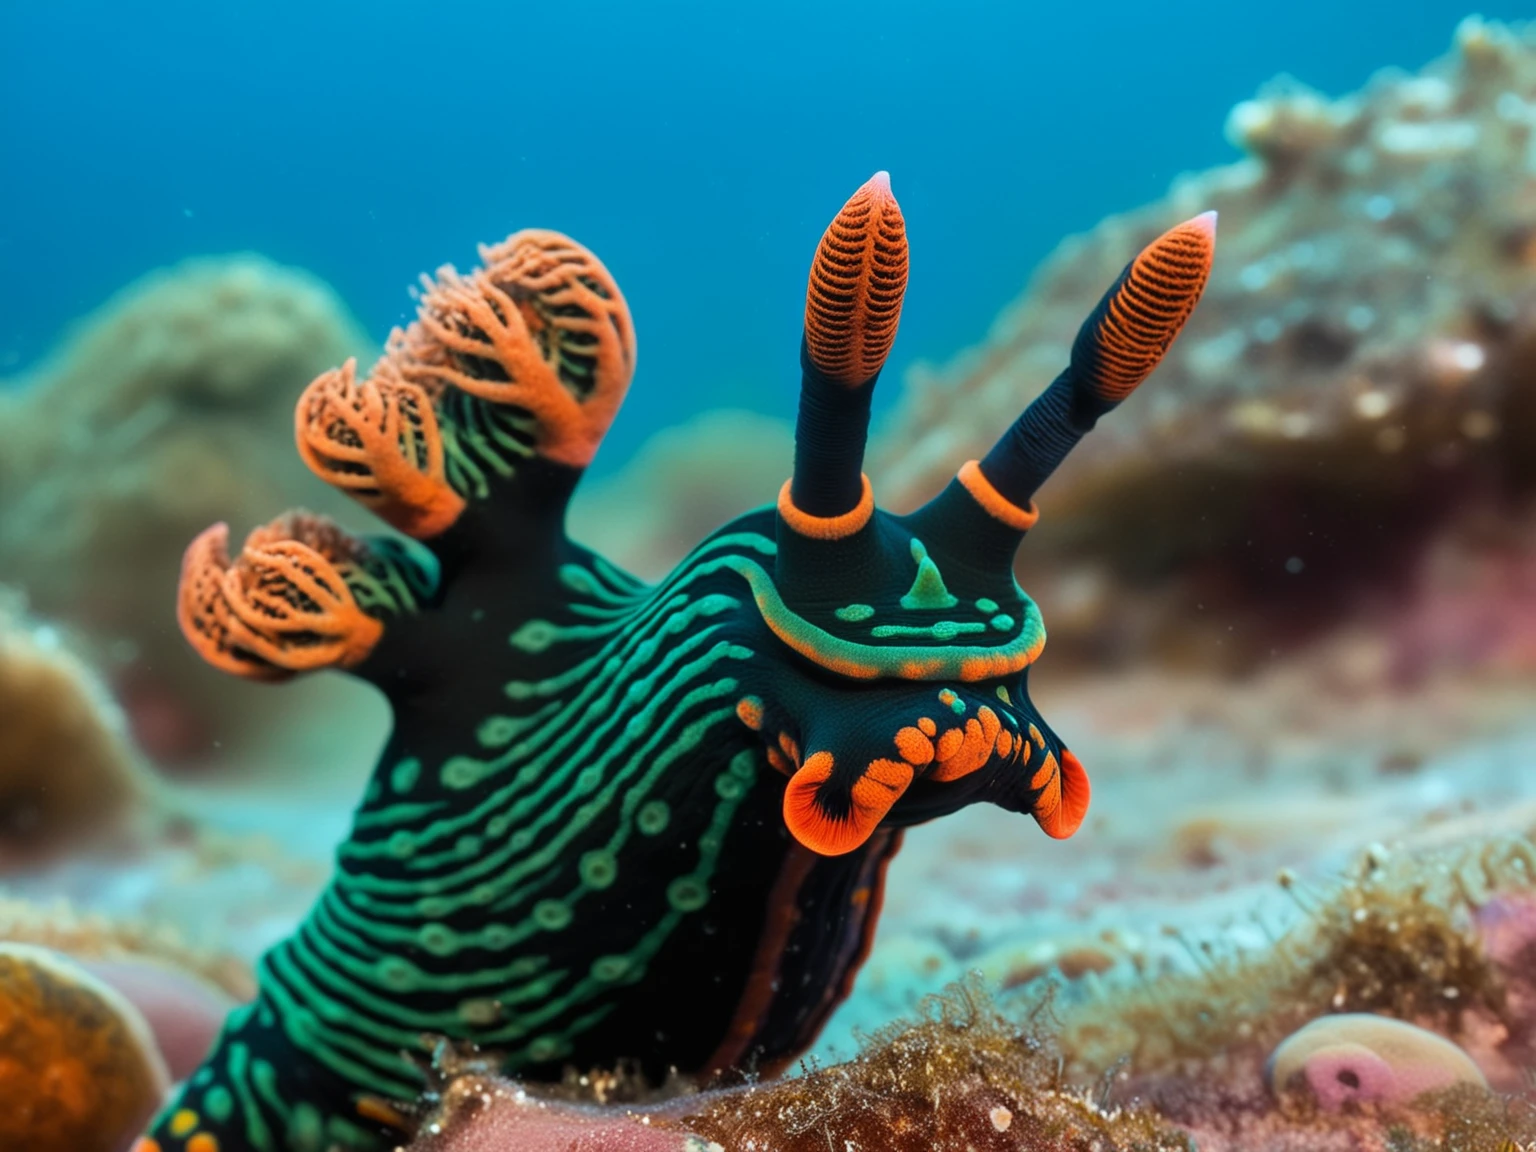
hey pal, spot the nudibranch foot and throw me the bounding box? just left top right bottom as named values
left=155, top=175, right=1215, bottom=1150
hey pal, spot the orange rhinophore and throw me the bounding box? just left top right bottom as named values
left=176, top=514, right=385, bottom=681
left=295, top=358, right=465, bottom=539
left=398, top=229, right=636, bottom=467
left=803, top=171, right=909, bottom=385
left=783, top=751, right=914, bottom=856
left=1081, top=210, right=1216, bottom=404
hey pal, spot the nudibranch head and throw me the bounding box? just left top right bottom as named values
left=757, top=179, right=1214, bottom=856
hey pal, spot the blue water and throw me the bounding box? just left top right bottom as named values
left=0, top=1, right=1519, bottom=471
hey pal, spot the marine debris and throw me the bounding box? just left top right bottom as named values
left=0, top=255, right=370, bottom=762
left=133, top=167, right=1212, bottom=1150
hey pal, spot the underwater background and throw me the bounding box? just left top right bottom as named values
left=4, top=3, right=1536, bottom=1150
left=1, top=0, right=1525, bottom=467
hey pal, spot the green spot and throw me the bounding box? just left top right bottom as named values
left=253, top=1058, right=279, bottom=1099
left=559, top=564, right=596, bottom=594
left=192, top=1067, right=213, bottom=1088
left=715, top=773, right=745, bottom=800
left=976, top=598, right=999, bottom=613
left=990, top=614, right=1015, bottom=632
left=377, top=956, right=418, bottom=991
left=477, top=716, right=521, bottom=747
left=483, top=924, right=516, bottom=949
left=390, top=757, right=421, bottom=794
left=533, top=900, right=572, bottom=930
left=872, top=621, right=986, bottom=640
left=388, top=830, right=415, bottom=859
left=637, top=800, right=670, bottom=836
left=326, top=1116, right=376, bottom=1147
left=591, top=954, right=632, bottom=982
left=510, top=619, right=558, bottom=653
left=668, top=876, right=709, bottom=911
left=995, top=685, right=1013, bottom=705
left=204, top=1085, right=233, bottom=1121
left=900, top=538, right=958, bottom=611
left=458, top=997, right=502, bottom=1026
left=288, top=1103, right=325, bottom=1152
left=488, top=815, right=511, bottom=837
left=456, top=834, right=481, bottom=859
left=418, top=922, right=457, bottom=956
left=527, top=1036, right=564, bottom=1063
left=418, top=896, right=450, bottom=918
left=580, top=850, right=618, bottom=889
left=729, top=750, right=758, bottom=780
left=939, top=689, right=966, bottom=715
left=835, top=603, right=875, bottom=623
left=441, top=756, right=488, bottom=790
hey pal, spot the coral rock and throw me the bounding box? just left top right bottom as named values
left=0, top=255, right=371, bottom=762
left=0, top=596, right=145, bottom=863
left=409, top=1076, right=716, bottom=1152
left=0, top=942, right=170, bottom=1152
left=1267, top=1013, right=1489, bottom=1110
left=867, top=19, right=1536, bottom=671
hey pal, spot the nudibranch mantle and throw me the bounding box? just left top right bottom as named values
left=141, top=176, right=1214, bottom=1151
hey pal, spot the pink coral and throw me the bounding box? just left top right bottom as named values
left=408, top=1076, right=716, bottom=1152
left=1266, top=1013, right=1488, bottom=1111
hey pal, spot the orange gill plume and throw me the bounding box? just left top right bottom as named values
left=176, top=513, right=383, bottom=681
left=295, top=357, right=465, bottom=539
left=1083, top=210, right=1216, bottom=404
left=804, top=171, right=910, bottom=385
left=396, top=229, right=637, bottom=467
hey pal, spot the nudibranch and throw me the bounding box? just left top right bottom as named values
left=139, top=176, right=1214, bottom=1151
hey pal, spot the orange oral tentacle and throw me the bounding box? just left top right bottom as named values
left=1033, top=748, right=1092, bottom=839
left=783, top=752, right=913, bottom=856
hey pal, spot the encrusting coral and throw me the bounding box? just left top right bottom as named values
left=0, top=942, right=170, bottom=1152
left=1265, top=1013, right=1488, bottom=1111
left=1037, top=835, right=1536, bottom=1149
left=0, top=592, right=148, bottom=864
left=407, top=980, right=1192, bottom=1152
left=126, top=169, right=1216, bottom=1152
left=0, top=255, right=371, bottom=761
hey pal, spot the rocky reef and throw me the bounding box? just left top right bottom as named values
left=576, top=17, right=1536, bottom=679
left=870, top=16, right=1536, bottom=674
left=0, top=255, right=373, bottom=763
left=0, top=593, right=148, bottom=864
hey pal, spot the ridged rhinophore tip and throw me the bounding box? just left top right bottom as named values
left=1072, top=211, right=1217, bottom=405
left=804, top=173, right=910, bottom=386
left=1189, top=208, right=1218, bottom=238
